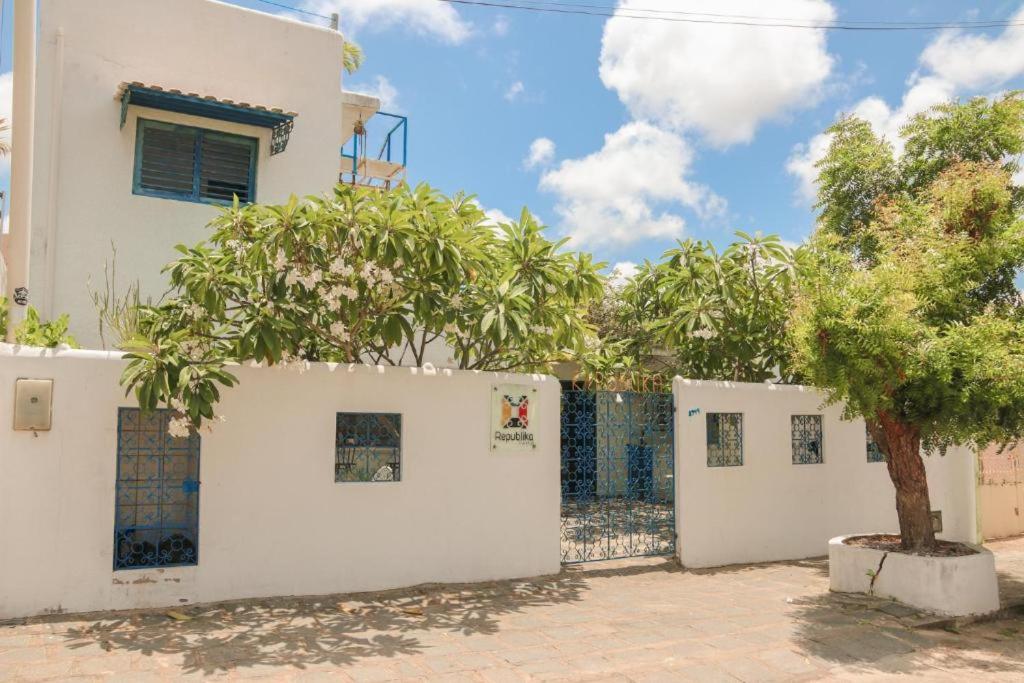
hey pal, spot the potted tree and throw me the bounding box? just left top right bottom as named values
left=790, top=93, right=1024, bottom=616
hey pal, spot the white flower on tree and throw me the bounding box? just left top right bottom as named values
left=167, top=416, right=191, bottom=439
left=330, top=321, right=351, bottom=342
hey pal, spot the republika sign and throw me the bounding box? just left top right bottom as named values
left=491, top=384, right=538, bottom=451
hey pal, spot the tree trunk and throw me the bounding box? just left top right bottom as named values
left=868, top=412, right=935, bottom=551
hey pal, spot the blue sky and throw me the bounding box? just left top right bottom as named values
left=4, top=0, right=1024, bottom=273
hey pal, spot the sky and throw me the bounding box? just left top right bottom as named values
left=3, top=0, right=1024, bottom=275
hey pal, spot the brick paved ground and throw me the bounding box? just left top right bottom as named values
left=1, top=536, right=1022, bottom=682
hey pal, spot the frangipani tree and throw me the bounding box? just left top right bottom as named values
left=584, top=232, right=798, bottom=388
left=122, top=183, right=602, bottom=434
left=790, top=93, right=1024, bottom=551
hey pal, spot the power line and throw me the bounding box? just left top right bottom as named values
left=249, top=0, right=333, bottom=22
left=435, top=0, right=1024, bottom=31
left=475, top=0, right=1024, bottom=27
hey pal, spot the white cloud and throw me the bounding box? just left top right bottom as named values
left=503, top=81, right=525, bottom=102
left=493, top=15, right=510, bottom=36
left=469, top=198, right=514, bottom=228
left=609, top=261, right=638, bottom=287
left=539, top=122, right=725, bottom=247
left=786, top=76, right=955, bottom=203
left=850, top=77, right=956, bottom=149
left=920, top=8, right=1024, bottom=90
left=787, top=11, right=1024, bottom=202
left=785, top=131, right=831, bottom=204
left=302, top=0, right=472, bottom=44
left=348, top=75, right=399, bottom=112
left=523, top=137, right=555, bottom=169
left=482, top=206, right=513, bottom=226
left=599, top=0, right=836, bottom=146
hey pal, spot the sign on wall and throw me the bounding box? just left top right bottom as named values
left=491, top=384, right=538, bottom=451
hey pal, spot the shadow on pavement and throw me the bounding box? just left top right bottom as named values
left=49, top=571, right=592, bottom=676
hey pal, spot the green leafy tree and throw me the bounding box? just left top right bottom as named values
left=0, top=300, right=79, bottom=348
left=790, top=93, right=1024, bottom=551
left=588, top=232, right=798, bottom=387
left=121, top=183, right=602, bottom=434
left=343, top=40, right=364, bottom=75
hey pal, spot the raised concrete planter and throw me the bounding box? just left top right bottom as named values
left=829, top=535, right=1000, bottom=617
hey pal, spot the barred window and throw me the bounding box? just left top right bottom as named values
left=115, top=408, right=200, bottom=570
left=867, top=426, right=886, bottom=463
left=336, top=413, right=402, bottom=482
left=707, top=413, right=743, bottom=467
left=792, top=414, right=824, bottom=464
left=134, top=119, right=257, bottom=204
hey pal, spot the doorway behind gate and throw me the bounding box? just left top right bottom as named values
left=560, top=388, right=675, bottom=562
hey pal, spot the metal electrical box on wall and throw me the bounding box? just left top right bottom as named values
left=13, top=379, right=54, bottom=431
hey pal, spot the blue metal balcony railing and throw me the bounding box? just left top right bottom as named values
left=340, top=112, right=408, bottom=189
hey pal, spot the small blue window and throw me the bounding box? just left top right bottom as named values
left=114, top=408, right=200, bottom=570
left=336, top=413, right=402, bottom=482
left=707, top=413, right=743, bottom=467
left=792, top=414, right=824, bottom=464
left=867, top=425, right=886, bottom=463
left=133, top=119, right=257, bottom=204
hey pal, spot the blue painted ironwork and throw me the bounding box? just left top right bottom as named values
left=119, top=84, right=295, bottom=154
left=866, top=425, right=886, bottom=463
left=133, top=119, right=258, bottom=205
left=114, top=408, right=200, bottom=570
left=340, top=111, right=408, bottom=187
left=706, top=413, right=743, bottom=467
left=791, top=414, right=824, bottom=464
left=560, top=389, right=675, bottom=563
left=335, top=413, right=402, bottom=482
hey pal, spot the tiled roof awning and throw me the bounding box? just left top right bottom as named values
left=117, top=82, right=297, bottom=155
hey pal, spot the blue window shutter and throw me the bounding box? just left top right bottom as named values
left=199, top=132, right=257, bottom=204
left=136, top=121, right=198, bottom=198
left=133, top=119, right=257, bottom=205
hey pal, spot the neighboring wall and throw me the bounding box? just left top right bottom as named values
left=978, top=444, right=1024, bottom=540
left=0, top=346, right=560, bottom=619
left=29, top=0, right=345, bottom=346
left=674, top=379, right=978, bottom=569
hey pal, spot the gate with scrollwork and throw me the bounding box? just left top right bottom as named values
left=560, top=389, right=675, bottom=562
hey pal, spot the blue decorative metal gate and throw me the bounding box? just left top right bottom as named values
left=114, top=408, right=200, bottom=570
left=560, top=389, right=675, bottom=562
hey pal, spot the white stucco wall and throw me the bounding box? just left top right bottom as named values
left=0, top=346, right=561, bottom=619
left=674, top=379, right=978, bottom=569
left=28, top=0, right=346, bottom=347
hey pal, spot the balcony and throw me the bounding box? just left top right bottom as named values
left=340, top=91, right=407, bottom=189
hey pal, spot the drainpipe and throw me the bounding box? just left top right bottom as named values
left=5, top=0, right=37, bottom=341
left=42, top=27, right=63, bottom=320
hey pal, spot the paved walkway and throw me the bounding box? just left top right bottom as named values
left=1, top=537, right=1023, bottom=682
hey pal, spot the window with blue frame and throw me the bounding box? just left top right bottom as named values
left=792, top=414, right=824, bottom=464
left=133, top=119, right=257, bottom=204
left=867, top=425, right=886, bottom=463
left=336, top=413, right=402, bottom=482
left=114, top=408, right=200, bottom=570
left=707, top=413, right=743, bottom=467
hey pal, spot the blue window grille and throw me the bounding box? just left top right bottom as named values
left=114, top=408, right=200, bottom=570
left=133, top=119, right=257, bottom=205
left=707, top=413, right=743, bottom=467
left=867, top=425, right=886, bottom=463
left=336, top=413, right=402, bottom=482
left=792, top=414, right=824, bottom=464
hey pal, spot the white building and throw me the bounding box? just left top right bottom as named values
left=3, top=0, right=406, bottom=347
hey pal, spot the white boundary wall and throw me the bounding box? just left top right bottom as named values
left=0, top=346, right=560, bottom=619
left=674, top=379, right=978, bottom=569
